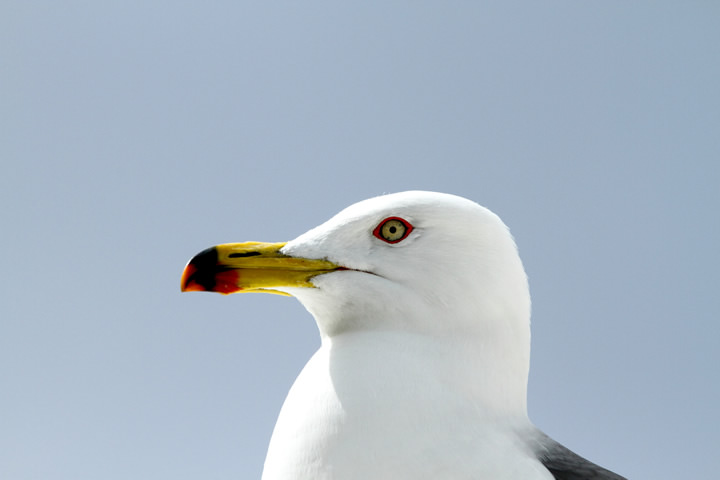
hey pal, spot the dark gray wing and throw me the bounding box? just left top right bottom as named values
left=532, top=432, right=627, bottom=480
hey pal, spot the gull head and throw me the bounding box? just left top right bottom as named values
left=182, top=190, right=530, bottom=345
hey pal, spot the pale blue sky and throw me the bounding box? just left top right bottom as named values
left=2, top=2, right=718, bottom=479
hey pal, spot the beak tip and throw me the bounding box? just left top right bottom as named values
left=181, top=246, right=222, bottom=293
left=180, top=248, right=241, bottom=294
left=180, top=263, right=200, bottom=292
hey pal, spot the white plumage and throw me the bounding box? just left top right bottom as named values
left=183, top=191, right=625, bottom=480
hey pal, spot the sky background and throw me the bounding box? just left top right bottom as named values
left=2, top=2, right=718, bottom=479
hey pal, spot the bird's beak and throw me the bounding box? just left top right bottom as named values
left=180, top=242, right=342, bottom=296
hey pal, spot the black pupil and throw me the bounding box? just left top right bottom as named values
left=389, top=226, right=397, bottom=234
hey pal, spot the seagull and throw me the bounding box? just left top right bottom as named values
left=181, top=191, right=626, bottom=480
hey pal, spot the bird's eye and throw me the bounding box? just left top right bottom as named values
left=373, top=217, right=413, bottom=243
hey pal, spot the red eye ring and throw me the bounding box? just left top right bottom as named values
left=373, top=217, right=413, bottom=244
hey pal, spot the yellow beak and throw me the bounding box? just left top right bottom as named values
left=180, top=242, right=342, bottom=296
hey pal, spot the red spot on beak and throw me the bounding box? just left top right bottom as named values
left=214, top=270, right=242, bottom=294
